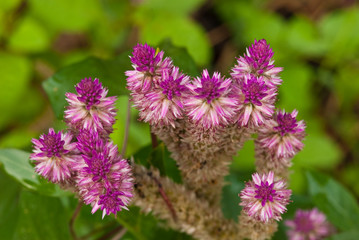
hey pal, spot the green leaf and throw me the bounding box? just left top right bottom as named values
left=0, top=149, right=68, bottom=197
left=118, top=206, right=193, bottom=240
left=110, top=96, right=151, bottom=158
left=135, top=10, right=211, bottom=66
left=319, top=7, right=359, bottom=65
left=0, top=171, right=21, bottom=240
left=159, top=39, right=200, bottom=77
left=286, top=16, right=325, bottom=56
left=0, top=149, right=39, bottom=190
left=138, top=0, right=205, bottom=16
left=306, top=171, right=359, bottom=231
left=0, top=53, right=31, bottom=130
left=13, top=191, right=71, bottom=240
left=277, top=63, right=313, bottom=115
left=29, top=0, right=102, bottom=31
left=328, top=230, right=359, bottom=240
left=43, top=52, right=131, bottom=118
left=134, top=143, right=182, bottom=184
left=221, top=171, right=245, bottom=221
left=8, top=17, right=50, bottom=53
left=294, top=118, right=341, bottom=169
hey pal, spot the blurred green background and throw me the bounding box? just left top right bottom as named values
left=1, top=0, right=359, bottom=239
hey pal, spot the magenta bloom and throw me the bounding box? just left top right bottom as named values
left=236, top=75, right=277, bottom=127
left=125, top=43, right=172, bottom=93
left=285, top=208, right=334, bottom=240
left=185, top=69, right=238, bottom=129
left=65, top=78, right=117, bottom=135
left=239, top=171, right=291, bottom=222
left=137, top=67, right=190, bottom=127
left=231, top=39, right=282, bottom=87
left=30, top=128, right=77, bottom=183
left=76, top=137, right=133, bottom=218
left=257, top=109, right=305, bottom=159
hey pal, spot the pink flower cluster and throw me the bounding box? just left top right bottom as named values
left=125, top=40, right=307, bottom=223
left=125, top=41, right=283, bottom=129
left=31, top=78, right=133, bottom=218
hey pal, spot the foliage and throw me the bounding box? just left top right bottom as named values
left=1, top=0, right=359, bottom=239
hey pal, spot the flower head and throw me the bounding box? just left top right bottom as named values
left=285, top=208, right=335, bottom=240
left=257, top=109, right=305, bottom=159
left=236, top=75, right=277, bottom=127
left=76, top=138, right=133, bottom=218
left=31, top=128, right=77, bottom=183
left=231, top=39, right=282, bottom=87
left=125, top=43, right=172, bottom=93
left=185, top=69, right=238, bottom=129
left=239, top=171, right=291, bottom=222
left=65, top=78, right=117, bottom=135
left=137, top=67, right=189, bottom=127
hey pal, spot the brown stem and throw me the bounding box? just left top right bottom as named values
left=69, top=201, right=83, bottom=240
left=150, top=127, right=158, bottom=149
left=121, top=98, right=131, bottom=157
left=150, top=173, right=177, bottom=222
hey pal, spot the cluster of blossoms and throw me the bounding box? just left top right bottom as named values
left=125, top=40, right=307, bottom=224
left=31, top=78, right=133, bottom=218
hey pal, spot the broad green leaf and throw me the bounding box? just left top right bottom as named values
left=159, top=39, right=200, bottom=77
left=306, top=171, right=359, bottom=231
left=216, top=0, right=286, bottom=52
left=286, top=16, right=325, bottom=56
left=0, top=149, right=68, bottom=197
left=110, top=96, right=151, bottom=158
left=13, top=190, right=71, bottom=240
left=231, top=139, right=255, bottom=171
left=277, top=63, right=313, bottom=115
left=221, top=171, right=245, bottom=221
left=133, top=143, right=182, bottom=184
left=135, top=10, right=211, bottom=66
left=0, top=53, right=31, bottom=130
left=43, top=51, right=131, bottom=118
left=0, top=171, right=21, bottom=240
left=319, top=7, right=359, bottom=65
left=29, top=0, right=102, bottom=32
left=0, top=149, right=39, bottom=190
left=138, top=0, right=205, bottom=15
left=328, top=230, right=359, bottom=240
left=293, top=118, right=341, bottom=169
left=118, top=206, right=193, bottom=240
left=0, top=0, right=21, bottom=11
left=8, top=17, right=50, bottom=53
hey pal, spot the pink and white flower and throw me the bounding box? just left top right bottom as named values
left=31, top=128, right=78, bottom=183
left=257, top=109, right=306, bottom=159
left=185, top=69, right=238, bottom=129
left=236, top=74, right=277, bottom=127
left=285, top=208, right=335, bottom=240
left=125, top=43, right=172, bottom=93
left=231, top=39, right=282, bottom=87
left=137, top=67, right=189, bottom=127
left=239, top=171, right=291, bottom=222
left=65, top=77, right=117, bottom=135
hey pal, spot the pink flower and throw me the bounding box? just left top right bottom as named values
left=30, top=128, right=78, bottom=183
left=257, top=109, right=305, bottom=159
left=231, top=39, right=282, bottom=87
left=76, top=137, right=133, bottom=218
left=65, top=78, right=117, bottom=135
left=236, top=74, right=277, bottom=127
left=285, top=208, right=335, bottom=240
left=239, top=171, right=291, bottom=222
left=185, top=69, right=238, bottom=129
left=125, top=43, right=172, bottom=93
left=137, top=67, right=190, bottom=127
